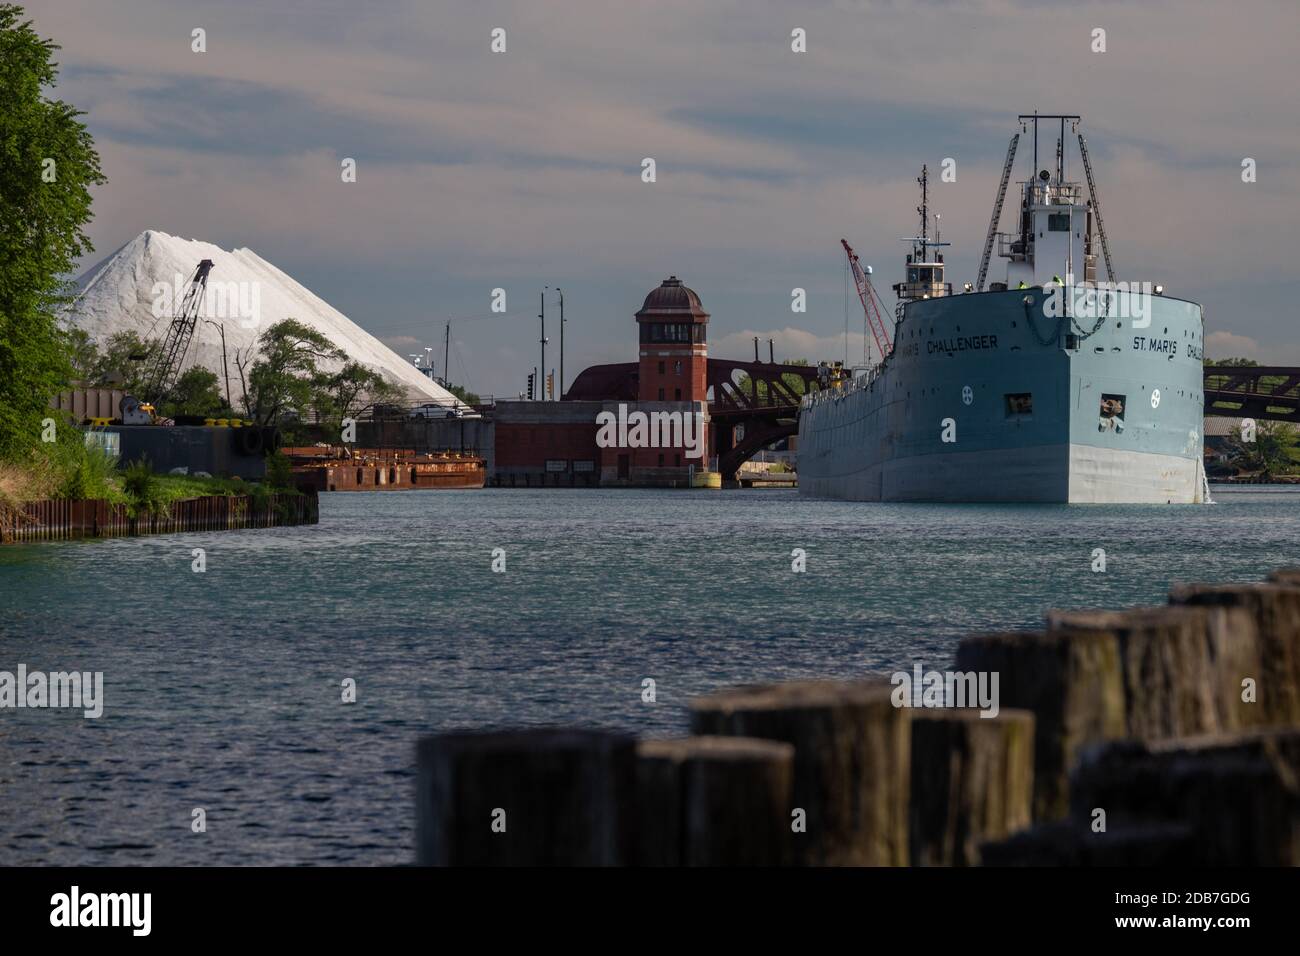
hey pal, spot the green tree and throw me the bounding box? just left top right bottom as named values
left=235, top=319, right=342, bottom=425
left=318, top=360, right=402, bottom=435
left=446, top=383, right=481, bottom=405
left=1224, top=421, right=1298, bottom=477
left=1204, top=356, right=1258, bottom=368
left=88, top=330, right=157, bottom=391
left=0, top=4, right=106, bottom=458
left=160, top=366, right=228, bottom=419
left=64, top=326, right=98, bottom=383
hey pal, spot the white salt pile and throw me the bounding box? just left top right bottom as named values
left=68, top=230, right=460, bottom=406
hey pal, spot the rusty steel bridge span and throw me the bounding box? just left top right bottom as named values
left=1203, top=366, right=1300, bottom=424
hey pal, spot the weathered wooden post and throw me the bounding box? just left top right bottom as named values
left=416, top=729, right=636, bottom=866
left=1068, top=729, right=1300, bottom=865
left=1268, top=568, right=1300, bottom=587
left=954, top=630, right=1125, bottom=821
left=635, top=736, right=795, bottom=866
left=1170, top=581, right=1300, bottom=726
left=1045, top=606, right=1227, bottom=738
left=909, top=709, right=1035, bottom=866
left=689, top=680, right=909, bottom=865
left=979, top=819, right=1199, bottom=866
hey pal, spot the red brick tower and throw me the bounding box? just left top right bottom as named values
left=635, top=276, right=708, bottom=403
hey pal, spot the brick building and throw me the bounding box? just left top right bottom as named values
left=490, top=276, right=714, bottom=488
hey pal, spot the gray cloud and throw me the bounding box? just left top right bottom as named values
left=26, top=0, right=1300, bottom=395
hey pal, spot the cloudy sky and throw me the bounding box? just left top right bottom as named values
left=28, top=0, right=1300, bottom=396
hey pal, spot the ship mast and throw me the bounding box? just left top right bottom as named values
left=918, top=165, right=928, bottom=245
left=892, top=164, right=951, bottom=303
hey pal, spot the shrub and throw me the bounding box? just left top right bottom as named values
left=263, top=451, right=294, bottom=489
left=121, top=457, right=166, bottom=516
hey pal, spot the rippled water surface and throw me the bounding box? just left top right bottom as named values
left=2, top=485, right=1297, bottom=864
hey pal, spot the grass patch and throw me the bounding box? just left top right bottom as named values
left=1, top=435, right=297, bottom=515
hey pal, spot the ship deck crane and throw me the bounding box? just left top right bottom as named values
left=1076, top=133, right=1115, bottom=281
left=122, top=258, right=215, bottom=424
left=976, top=133, right=1019, bottom=291
left=841, top=239, right=893, bottom=364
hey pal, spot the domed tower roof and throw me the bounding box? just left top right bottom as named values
left=635, top=276, right=709, bottom=323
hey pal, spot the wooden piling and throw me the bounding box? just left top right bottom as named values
left=1170, top=581, right=1300, bottom=725
left=1268, top=568, right=1300, bottom=587
left=1067, top=729, right=1300, bottom=866
left=635, top=736, right=795, bottom=866
left=954, top=630, right=1125, bottom=821
left=909, top=709, right=1035, bottom=866
left=689, top=680, right=909, bottom=865
left=415, top=729, right=636, bottom=866
left=1045, top=606, right=1237, bottom=738
left=979, top=819, right=1200, bottom=866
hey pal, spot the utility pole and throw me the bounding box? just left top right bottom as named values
left=539, top=288, right=549, bottom=400
left=203, top=318, right=232, bottom=410
left=443, top=324, right=450, bottom=387
left=556, top=287, right=565, bottom=400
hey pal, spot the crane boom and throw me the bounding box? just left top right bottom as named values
left=142, top=259, right=215, bottom=407
left=1076, top=134, right=1115, bottom=281
left=841, top=239, right=892, bottom=363
left=976, top=133, right=1019, bottom=291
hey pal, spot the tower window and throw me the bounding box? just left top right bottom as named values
left=1048, top=213, right=1070, bottom=231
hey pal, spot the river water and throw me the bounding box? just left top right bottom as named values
left=1, top=485, right=1297, bottom=864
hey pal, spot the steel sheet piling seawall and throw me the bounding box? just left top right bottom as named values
left=1, top=489, right=319, bottom=543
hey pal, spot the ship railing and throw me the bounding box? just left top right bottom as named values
left=1026, top=181, right=1083, bottom=206
left=997, top=233, right=1030, bottom=261
left=803, top=365, right=883, bottom=411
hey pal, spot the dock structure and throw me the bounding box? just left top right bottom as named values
left=416, top=568, right=1300, bottom=866
left=284, top=446, right=485, bottom=491
left=1, top=489, right=317, bottom=543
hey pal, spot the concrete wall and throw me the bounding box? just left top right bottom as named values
left=492, top=400, right=601, bottom=487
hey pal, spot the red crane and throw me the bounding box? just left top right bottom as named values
left=841, top=239, right=892, bottom=364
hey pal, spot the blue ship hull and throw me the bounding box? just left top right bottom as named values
left=797, top=288, right=1207, bottom=503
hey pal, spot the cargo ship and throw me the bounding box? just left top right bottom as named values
left=798, top=114, right=1207, bottom=503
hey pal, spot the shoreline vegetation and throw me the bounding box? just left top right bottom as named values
left=0, top=8, right=367, bottom=547
left=0, top=440, right=302, bottom=543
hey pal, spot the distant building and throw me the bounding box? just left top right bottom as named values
left=491, top=276, right=713, bottom=488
